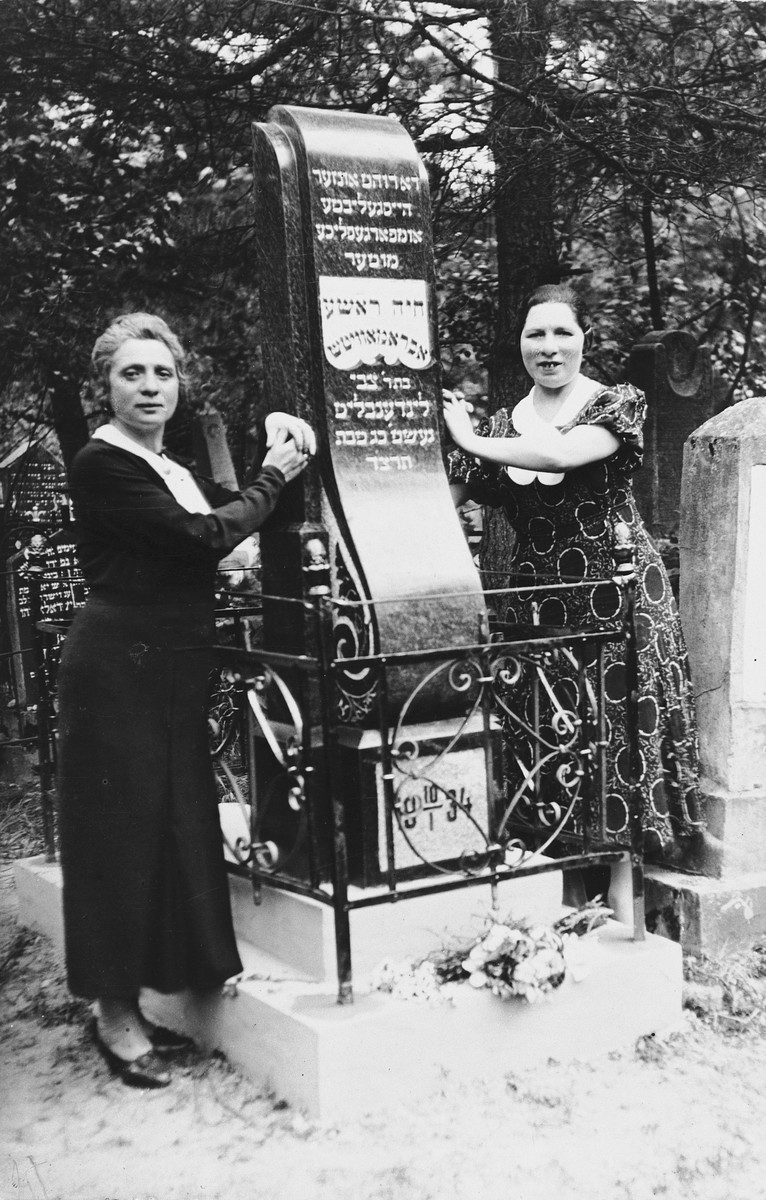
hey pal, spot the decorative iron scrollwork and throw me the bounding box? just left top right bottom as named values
left=333, top=543, right=378, bottom=723
left=491, top=644, right=598, bottom=856
left=376, top=639, right=601, bottom=876
left=212, top=658, right=311, bottom=874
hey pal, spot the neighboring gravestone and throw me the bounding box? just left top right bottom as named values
left=628, top=331, right=715, bottom=535
left=251, top=105, right=492, bottom=883
left=5, top=533, right=85, bottom=712
left=0, top=439, right=73, bottom=552
left=646, top=398, right=766, bottom=950
left=193, top=406, right=240, bottom=491
left=0, top=441, right=86, bottom=721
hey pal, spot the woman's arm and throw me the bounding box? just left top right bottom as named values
left=70, top=444, right=298, bottom=561
left=443, top=395, right=620, bottom=472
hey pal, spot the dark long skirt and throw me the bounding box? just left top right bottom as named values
left=56, top=596, right=243, bottom=1000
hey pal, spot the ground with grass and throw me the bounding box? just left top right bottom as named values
left=4, top=782, right=766, bottom=1200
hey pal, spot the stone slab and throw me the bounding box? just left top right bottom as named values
left=680, top=398, right=766, bottom=793
left=628, top=331, right=714, bottom=534
left=143, top=921, right=681, bottom=1121
left=14, top=856, right=678, bottom=1121
left=13, top=855, right=64, bottom=953
left=646, top=864, right=766, bottom=953
left=15, top=851, right=565, bottom=988
left=242, top=712, right=503, bottom=889
left=692, top=785, right=766, bottom=879
left=226, top=859, right=565, bottom=983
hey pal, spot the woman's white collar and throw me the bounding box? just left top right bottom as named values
left=505, top=377, right=602, bottom=486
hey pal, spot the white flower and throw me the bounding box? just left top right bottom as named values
left=468, top=970, right=489, bottom=989
left=370, top=958, right=445, bottom=1002
left=513, top=958, right=541, bottom=987
left=482, top=923, right=513, bottom=953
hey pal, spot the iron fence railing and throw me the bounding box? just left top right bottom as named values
left=17, top=551, right=641, bottom=1005
left=208, top=581, right=640, bottom=1004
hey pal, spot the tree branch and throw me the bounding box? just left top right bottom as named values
left=409, top=8, right=641, bottom=186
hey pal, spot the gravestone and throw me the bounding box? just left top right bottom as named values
left=253, top=106, right=484, bottom=707
left=193, top=407, right=240, bottom=491
left=645, top=397, right=766, bottom=950
left=0, top=440, right=73, bottom=553
left=628, top=331, right=715, bottom=535
left=0, top=442, right=86, bottom=722
left=251, top=105, right=491, bottom=883
left=5, top=534, right=85, bottom=712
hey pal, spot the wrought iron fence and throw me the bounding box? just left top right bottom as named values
left=209, top=572, right=641, bottom=1005
left=20, top=555, right=641, bottom=1006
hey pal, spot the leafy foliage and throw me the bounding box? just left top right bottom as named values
left=2, top=0, right=766, bottom=469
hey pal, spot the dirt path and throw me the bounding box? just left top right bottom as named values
left=4, top=894, right=766, bottom=1200
left=3, top=784, right=766, bottom=1200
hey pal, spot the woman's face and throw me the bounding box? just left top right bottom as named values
left=520, top=301, right=585, bottom=392
left=108, top=338, right=179, bottom=441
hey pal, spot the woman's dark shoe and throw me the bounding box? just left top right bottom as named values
left=148, top=1025, right=196, bottom=1055
left=93, top=1028, right=171, bottom=1089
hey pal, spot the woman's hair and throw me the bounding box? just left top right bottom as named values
left=514, top=284, right=593, bottom=351
left=90, top=312, right=187, bottom=407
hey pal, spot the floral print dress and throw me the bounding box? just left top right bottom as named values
left=448, top=382, right=703, bottom=864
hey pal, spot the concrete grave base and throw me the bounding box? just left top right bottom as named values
left=691, top=784, right=766, bottom=880
left=13, top=854, right=65, bottom=953
left=14, top=855, right=682, bottom=1122
left=646, top=864, right=766, bottom=955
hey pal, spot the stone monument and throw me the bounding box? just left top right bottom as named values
left=646, top=397, right=766, bottom=949
left=250, top=105, right=492, bottom=884
left=252, top=106, right=484, bottom=698
left=193, top=406, right=240, bottom=491
left=0, top=440, right=85, bottom=722
left=628, top=331, right=715, bottom=535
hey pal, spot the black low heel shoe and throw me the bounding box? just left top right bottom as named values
left=94, top=1031, right=172, bottom=1089
left=148, top=1025, right=196, bottom=1055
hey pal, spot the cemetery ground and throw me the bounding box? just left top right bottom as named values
left=3, top=781, right=766, bottom=1200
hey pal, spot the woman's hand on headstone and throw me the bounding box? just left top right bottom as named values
left=263, top=429, right=310, bottom=481
left=443, top=392, right=475, bottom=449
left=264, top=411, right=316, bottom=456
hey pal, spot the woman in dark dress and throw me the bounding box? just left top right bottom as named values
left=57, top=312, right=314, bottom=1087
left=444, top=284, right=704, bottom=869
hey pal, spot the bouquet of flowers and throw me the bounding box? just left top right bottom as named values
left=433, top=921, right=567, bottom=1004
left=371, top=901, right=612, bottom=1006
left=369, top=958, right=446, bottom=1003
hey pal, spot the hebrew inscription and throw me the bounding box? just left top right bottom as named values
left=308, top=156, right=440, bottom=482
left=319, top=278, right=432, bottom=371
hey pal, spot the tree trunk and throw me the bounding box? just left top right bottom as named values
left=482, top=0, right=560, bottom=581
left=641, top=190, right=663, bottom=330
left=47, top=373, right=90, bottom=474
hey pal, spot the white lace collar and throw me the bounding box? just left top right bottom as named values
left=506, top=377, right=602, bottom=487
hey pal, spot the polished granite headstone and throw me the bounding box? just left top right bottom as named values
left=251, top=107, right=492, bottom=883
left=253, top=105, right=485, bottom=722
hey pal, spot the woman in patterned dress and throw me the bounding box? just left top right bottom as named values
left=444, top=284, right=703, bottom=867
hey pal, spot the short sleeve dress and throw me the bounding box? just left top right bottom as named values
left=448, top=383, right=703, bottom=864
